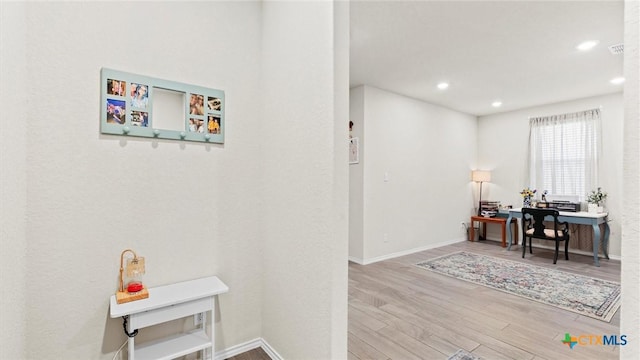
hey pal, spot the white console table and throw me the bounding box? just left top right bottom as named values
left=110, top=276, right=229, bottom=360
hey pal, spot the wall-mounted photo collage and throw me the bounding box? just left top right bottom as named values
left=101, top=68, right=225, bottom=143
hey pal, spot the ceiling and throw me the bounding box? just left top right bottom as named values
left=349, top=0, right=625, bottom=116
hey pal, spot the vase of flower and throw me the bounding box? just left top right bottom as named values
left=520, top=187, right=536, bottom=208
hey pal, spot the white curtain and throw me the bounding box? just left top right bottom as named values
left=528, top=108, right=601, bottom=201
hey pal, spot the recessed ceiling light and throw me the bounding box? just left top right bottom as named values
left=491, top=101, right=502, bottom=108
left=610, top=77, right=625, bottom=85
left=437, top=82, right=449, bottom=90
left=577, top=40, right=598, bottom=51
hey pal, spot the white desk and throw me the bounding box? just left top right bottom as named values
left=506, top=208, right=610, bottom=267
left=110, top=276, right=229, bottom=360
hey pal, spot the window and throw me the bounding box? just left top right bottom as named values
left=528, top=108, right=601, bottom=200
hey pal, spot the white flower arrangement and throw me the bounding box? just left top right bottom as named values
left=587, top=187, right=607, bottom=205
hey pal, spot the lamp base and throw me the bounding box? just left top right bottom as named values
left=115, top=288, right=149, bottom=304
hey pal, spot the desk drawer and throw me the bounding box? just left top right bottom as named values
left=129, top=297, right=212, bottom=329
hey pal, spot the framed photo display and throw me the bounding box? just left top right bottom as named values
left=101, top=68, right=225, bottom=143
left=349, top=137, right=359, bottom=164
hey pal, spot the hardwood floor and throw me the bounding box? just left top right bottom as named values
left=348, top=240, right=621, bottom=360
left=228, top=240, right=620, bottom=360
left=225, top=347, right=271, bottom=360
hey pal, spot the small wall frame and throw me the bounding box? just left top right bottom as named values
left=349, top=137, right=359, bottom=164
left=101, top=68, right=225, bottom=143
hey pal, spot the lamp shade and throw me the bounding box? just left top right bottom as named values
left=472, top=170, right=491, bottom=182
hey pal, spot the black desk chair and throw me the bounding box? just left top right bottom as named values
left=522, top=208, right=570, bottom=264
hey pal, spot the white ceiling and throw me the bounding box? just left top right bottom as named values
left=349, top=0, right=625, bottom=116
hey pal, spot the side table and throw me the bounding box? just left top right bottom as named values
left=110, top=276, right=229, bottom=360
left=470, top=216, right=518, bottom=248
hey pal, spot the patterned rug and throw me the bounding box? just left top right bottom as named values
left=415, top=251, right=620, bottom=322
left=447, top=349, right=481, bottom=360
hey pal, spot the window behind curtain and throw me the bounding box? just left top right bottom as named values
left=528, top=108, right=601, bottom=201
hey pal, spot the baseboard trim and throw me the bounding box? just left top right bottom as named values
left=349, top=237, right=466, bottom=265
left=259, top=338, right=284, bottom=360
left=214, top=338, right=282, bottom=360
left=214, top=338, right=261, bottom=360
left=349, top=237, right=620, bottom=265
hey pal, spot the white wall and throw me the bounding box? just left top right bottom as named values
left=331, top=2, right=350, bottom=356
left=0, top=2, right=27, bottom=359
left=621, top=0, right=640, bottom=358
left=260, top=1, right=348, bottom=358
left=478, top=93, right=624, bottom=256
left=20, top=2, right=264, bottom=358
left=350, top=86, right=477, bottom=263
left=0, top=1, right=348, bottom=359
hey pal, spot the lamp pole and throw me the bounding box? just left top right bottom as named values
left=478, top=181, right=484, bottom=216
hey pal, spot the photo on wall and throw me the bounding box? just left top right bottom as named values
left=190, top=94, right=205, bottom=115
left=131, top=111, right=149, bottom=127
left=130, top=83, right=149, bottom=109
left=189, top=118, right=205, bottom=133
left=106, top=99, right=126, bottom=125
left=207, top=115, right=221, bottom=134
left=208, top=96, right=221, bottom=111
left=349, top=137, right=359, bottom=164
left=107, top=79, right=126, bottom=96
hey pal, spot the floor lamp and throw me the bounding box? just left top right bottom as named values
left=472, top=170, right=491, bottom=216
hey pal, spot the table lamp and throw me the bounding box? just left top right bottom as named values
left=472, top=170, right=491, bottom=216
left=116, top=249, right=149, bottom=304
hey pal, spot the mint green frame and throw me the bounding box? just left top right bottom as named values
left=100, top=68, right=225, bottom=143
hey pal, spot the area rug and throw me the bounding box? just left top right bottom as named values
left=415, top=251, right=620, bottom=322
left=447, top=349, right=481, bottom=360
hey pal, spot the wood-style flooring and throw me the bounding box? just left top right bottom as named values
left=227, top=240, right=620, bottom=360
left=225, top=346, right=271, bottom=360
left=348, top=240, right=621, bottom=360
